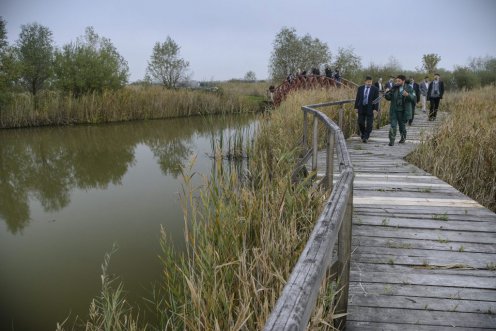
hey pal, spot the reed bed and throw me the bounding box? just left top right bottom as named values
left=57, top=86, right=357, bottom=330
left=156, top=87, right=356, bottom=330
left=218, top=81, right=268, bottom=98
left=406, top=85, right=496, bottom=212
left=0, top=85, right=263, bottom=129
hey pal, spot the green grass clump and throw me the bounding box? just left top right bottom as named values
left=406, top=85, right=496, bottom=212
left=57, top=245, right=144, bottom=331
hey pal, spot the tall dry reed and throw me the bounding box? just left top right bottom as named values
left=406, top=85, right=496, bottom=212
left=157, top=87, right=356, bottom=330
left=56, top=86, right=357, bottom=330
left=57, top=245, right=144, bottom=331
left=0, top=84, right=264, bottom=129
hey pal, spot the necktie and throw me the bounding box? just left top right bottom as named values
left=363, top=87, right=369, bottom=105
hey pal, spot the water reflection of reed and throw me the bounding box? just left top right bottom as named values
left=0, top=114, right=256, bottom=233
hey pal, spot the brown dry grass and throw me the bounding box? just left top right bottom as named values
left=407, top=85, right=496, bottom=212
left=0, top=84, right=265, bottom=129
left=157, top=87, right=356, bottom=330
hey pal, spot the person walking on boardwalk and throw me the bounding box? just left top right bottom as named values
left=419, top=76, right=429, bottom=113
left=427, top=73, right=444, bottom=121
left=374, top=78, right=384, bottom=113
left=384, top=75, right=415, bottom=146
left=374, top=77, right=383, bottom=92
left=354, top=76, right=379, bottom=143
left=385, top=76, right=395, bottom=90
left=407, top=77, right=419, bottom=126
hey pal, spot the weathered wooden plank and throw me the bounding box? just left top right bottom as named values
left=356, top=189, right=475, bottom=197
left=349, top=282, right=496, bottom=302
left=350, top=271, right=496, bottom=289
left=346, top=321, right=486, bottom=331
left=352, top=226, right=496, bottom=244
left=352, top=246, right=496, bottom=268
left=347, top=306, right=496, bottom=328
left=351, top=261, right=496, bottom=277
left=353, top=216, right=496, bottom=232
left=353, top=236, right=496, bottom=253
left=353, top=243, right=496, bottom=259
left=354, top=207, right=496, bottom=219
left=355, top=187, right=458, bottom=195
left=354, top=211, right=496, bottom=222
left=354, top=196, right=483, bottom=208
left=350, top=174, right=444, bottom=180
left=349, top=293, right=496, bottom=314
left=353, top=253, right=493, bottom=270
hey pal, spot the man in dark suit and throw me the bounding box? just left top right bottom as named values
left=407, top=77, right=420, bottom=125
left=354, top=76, right=380, bottom=143
left=385, top=76, right=395, bottom=90
left=427, top=73, right=445, bottom=121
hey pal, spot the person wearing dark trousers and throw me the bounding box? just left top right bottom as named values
left=427, top=73, right=444, bottom=120
left=384, top=75, right=415, bottom=146
left=354, top=76, right=379, bottom=143
left=407, top=77, right=420, bottom=125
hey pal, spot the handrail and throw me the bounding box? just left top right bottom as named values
left=270, top=75, right=355, bottom=107
left=264, top=100, right=355, bottom=331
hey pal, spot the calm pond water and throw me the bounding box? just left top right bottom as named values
left=0, top=114, right=256, bottom=330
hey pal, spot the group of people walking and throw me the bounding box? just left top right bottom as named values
left=354, top=73, right=444, bottom=146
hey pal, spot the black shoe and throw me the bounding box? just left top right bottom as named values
left=399, top=137, right=405, bottom=143
left=388, top=142, right=394, bottom=146
left=362, top=138, right=367, bottom=143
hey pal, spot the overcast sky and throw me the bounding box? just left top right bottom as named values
left=2, top=0, right=495, bottom=82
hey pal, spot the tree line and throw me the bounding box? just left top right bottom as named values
left=2, top=19, right=495, bottom=112
left=268, top=27, right=496, bottom=90
left=0, top=17, right=190, bottom=110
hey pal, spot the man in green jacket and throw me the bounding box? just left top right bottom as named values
left=384, top=75, right=415, bottom=146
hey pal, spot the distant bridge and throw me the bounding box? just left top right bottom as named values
left=269, top=74, right=357, bottom=107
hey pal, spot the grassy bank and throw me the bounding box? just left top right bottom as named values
left=406, top=85, right=496, bottom=212
left=0, top=82, right=267, bottom=129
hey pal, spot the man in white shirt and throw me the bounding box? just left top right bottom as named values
left=419, top=76, right=429, bottom=113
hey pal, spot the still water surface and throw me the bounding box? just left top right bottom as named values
left=0, top=114, right=256, bottom=330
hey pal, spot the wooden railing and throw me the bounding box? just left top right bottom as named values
left=270, top=75, right=357, bottom=107
left=264, top=100, right=355, bottom=331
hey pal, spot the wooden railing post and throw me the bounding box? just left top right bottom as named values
left=303, top=109, right=308, bottom=149
left=338, top=108, right=344, bottom=130
left=335, top=185, right=353, bottom=330
left=326, top=130, right=335, bottom=191
left=312, top=115, right=318, bottom=172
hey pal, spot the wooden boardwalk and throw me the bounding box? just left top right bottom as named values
left=314, top=111, right=496, bottom=330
